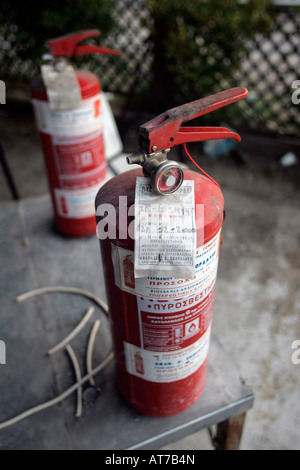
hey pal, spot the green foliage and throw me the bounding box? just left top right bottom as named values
left=144, top=0, right=275, bottom=111
left=0, top=0, right=117, bottom=78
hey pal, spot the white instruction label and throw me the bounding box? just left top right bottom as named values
left=41, top=63, right=81, bottom=111
left=54, top=180, right=107, bottom=218
left=111, top=229, right=221, bottom=300
left=134, top=178, right=198, bottom=279
left=32, top=93, right=103, bottom=136
left=124, top=325, right=211, bottom=383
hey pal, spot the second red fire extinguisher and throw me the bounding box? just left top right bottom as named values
left=31, top=30, right=120, bottom=236
left=96, top=87, right=248, bottom=417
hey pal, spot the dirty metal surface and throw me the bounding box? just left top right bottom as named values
left=0, top=195, right=254, bottom=450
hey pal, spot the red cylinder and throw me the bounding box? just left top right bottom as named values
left=95, top=168, right=224, bottom=416
left=31, top=71, right=107, bottom=236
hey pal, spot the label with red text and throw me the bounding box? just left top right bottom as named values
left=136, top=287, right=214, bottom=352
left=123, top=285, right=214, bottom=382
left=33, top=93, right=108, bottom=219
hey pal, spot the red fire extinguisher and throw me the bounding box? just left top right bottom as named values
left=96, top=87, right=248, bottom=416
left=31, top=30, right=120, bottom=236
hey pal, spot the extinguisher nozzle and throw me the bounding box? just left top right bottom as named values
left=126, top=151, right=146, bottom=166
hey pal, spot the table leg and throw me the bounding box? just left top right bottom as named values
left=210, top=412, right=246, bottom=450
left=0, top=141, right=20, bottom=200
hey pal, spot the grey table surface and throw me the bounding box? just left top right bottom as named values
left=0, top=195, right=254, bottom=450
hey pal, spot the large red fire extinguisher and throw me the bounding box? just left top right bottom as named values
left=96, top=87, right=248, bottom=417
left=31, top=30, right=120, bottom=236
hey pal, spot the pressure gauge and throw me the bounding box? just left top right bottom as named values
left=150, top=161, right=183, bottom=195
left=126, top=149, right=184, bottom=196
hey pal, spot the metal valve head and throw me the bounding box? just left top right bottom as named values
left=126, top=88, right=249, bottom=195
left=126, top=149, right=184, bottom=195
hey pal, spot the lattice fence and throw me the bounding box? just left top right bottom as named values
left=94, top=2, right=300, bottom=137
left=95, top=1, right=153, bottom=96
left=1, top=2, right=299, bottom=137
left=222, top=7, right=300, bottom=136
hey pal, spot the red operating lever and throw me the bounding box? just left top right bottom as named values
left=46, top=29, right=121, bottom=58
left=139, top=87, right=248, bottom=153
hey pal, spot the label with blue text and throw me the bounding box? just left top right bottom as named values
left=111, top=229, right=221, bottom=300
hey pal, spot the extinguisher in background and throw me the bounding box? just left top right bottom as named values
left=30, top=30, right=120, bottom=236
left=96, top=87, right=248, bottom=417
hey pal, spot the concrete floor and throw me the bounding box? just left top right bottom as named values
left=1, top=100, right=300, bottom=450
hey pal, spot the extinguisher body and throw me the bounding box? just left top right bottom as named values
left=96, top=168, right=224, bottom=417
left=31, top=70, right=107, bottom=236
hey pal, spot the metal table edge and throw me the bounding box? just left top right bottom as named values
left=125, top=392, right=255, bottom=450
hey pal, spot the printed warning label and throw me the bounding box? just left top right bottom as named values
left=137, top=287, right=214, bottom=351
left=41, top=63, right=81, bottom=111
left=134, top=178, right=198, bottom=279
left=52, top=129, right=106, bottom=189
left=124, top=325, right=211, bottom=383
left=32, top=93, right=103, bottom=136
left=33, top=92, right=107, bottom=220
left=54, top=180, right=107, bottom=218
left=111, top=229, right=221, bottom=300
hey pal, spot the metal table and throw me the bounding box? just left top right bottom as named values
left=0, top=195, right=254, bottom=450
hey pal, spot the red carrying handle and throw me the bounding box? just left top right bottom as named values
left=47, top=29, right=121, bottom=58
left=139, top=87, right=249, bottom=152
